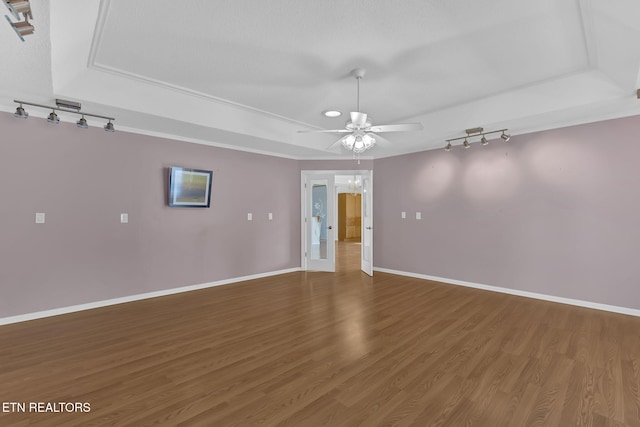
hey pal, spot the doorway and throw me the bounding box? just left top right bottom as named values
left=301, top=170, right=373, bottom=275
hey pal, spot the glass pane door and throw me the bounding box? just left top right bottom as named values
left=361, top=172, right=373, bottom=276
left=305, top=174, right=335, bottom=272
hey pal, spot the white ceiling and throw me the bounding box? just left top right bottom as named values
left=1, top=0, right=640, bottom=159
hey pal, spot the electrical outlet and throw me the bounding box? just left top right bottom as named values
left=120, top=213, right=128, bottom=223
left=416, top=212, right=421, bottom=220
left=401, top=211, right=406, bottom=219
left=268, top=212, right=273, bottom=220
left=35, top=212, right=45, bottom=224
left=247, top=213, right=252, bottom=221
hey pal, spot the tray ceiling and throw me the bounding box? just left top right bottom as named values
left=1, top=0, right=640, bottom=159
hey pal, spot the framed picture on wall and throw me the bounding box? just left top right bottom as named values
left=168, top=167, right=213, bottom=207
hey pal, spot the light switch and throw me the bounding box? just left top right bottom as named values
left=401, top=211, right=406, bottom=219
left=247, top=213, right=252, bottom=221
left=120, top=213, right=129, bottom=223
left=268, top=212, right=273, bottom=220
left=416, top=212, right=422, bottom=220
left=35, top=212, right=45, bottom=224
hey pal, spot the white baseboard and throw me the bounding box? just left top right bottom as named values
left=0, top=268, right=302, bottom=326
left=373, top=267, right=640, bottom=317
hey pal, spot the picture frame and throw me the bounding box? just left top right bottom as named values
left=168, top=166, right=213, bottom=208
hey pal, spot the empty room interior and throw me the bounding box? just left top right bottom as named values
left=2, top=1, right=640, bottom=426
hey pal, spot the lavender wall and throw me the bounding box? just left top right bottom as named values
left=374, top=115, right=640, bottom=311
left=4, top=108, right=638, bottom=318
left=0, top=112, right=301, bottom=318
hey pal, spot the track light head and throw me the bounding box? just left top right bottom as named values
left=463, top=138, right=471, bottom=149
left=480, top=136, right=488, bottom=146
left=501, top=132, right=511, bottom=141
left=76, top=116, right=88, bottom=129
left=14, top=104, right=28, bottom=118
left=444, top=142, right=452, bottom=152
left=4, top=0, right=33, bottom=20
left=5, top=16, right=34, bottom=41
left=47, top=110, right=59, bottom=124
left=104, top=120, right=115, bottom=132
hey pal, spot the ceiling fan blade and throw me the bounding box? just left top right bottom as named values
left=368, top=123, right=424, bottom=133
left=298, top=129, right=351, bottom=134
left=326, top=136, right=346, bottom=151
left=368, top=132, right=393, bottom=147
left=350, top=112, right=368, bottom=127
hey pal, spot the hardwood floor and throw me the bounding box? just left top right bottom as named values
left=1, top=242, right=640, bottom=426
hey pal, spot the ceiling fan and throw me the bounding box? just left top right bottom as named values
left=299, top=68, right=424, bottom=154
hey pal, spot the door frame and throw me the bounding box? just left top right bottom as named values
left=360, top=171, right=373, bottom=276
left=301, top=169, right=372, bottom=272
left=302, top=173, right=336, bottom=272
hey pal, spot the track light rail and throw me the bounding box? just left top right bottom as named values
left=445, top=128, right=508, bottom=143
left=444, top=127, right=511, bottom=151
left=14, top=100, right=115, bottom=121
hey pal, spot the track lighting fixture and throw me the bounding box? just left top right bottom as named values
left=3, top=0, right=34, bottom=41
left=47, top=111, right=60, bottom=124
left=3, top=0, right=32, bottom=19
left=76, top=115, right=88, bottom=129
left=14, top=103, right=28, bottom=118
left=444, top=127, right=511, bottom=151
left=12, top=100, right=115, bottom=132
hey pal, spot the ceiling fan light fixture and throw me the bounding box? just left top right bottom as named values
left=444, top=142, right=452, bottom=151
left=299, top=68, right=422, bottom=160
left=463, top=138, right=471, bottom=149
left=501, top=132, right=511, bottom=141
left=341, top=134, right=356, bottom=150
left=481, top=136, right=488, bottom=145
left=104, top=120, right=115, bottom=132
left=353, top=135, right=366, bottom=153
left=362, top=133, right=376, bottom=149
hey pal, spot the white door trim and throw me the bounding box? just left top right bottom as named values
left=301, top=169, right=372, bottom=272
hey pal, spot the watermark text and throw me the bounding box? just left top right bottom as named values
left=2, top=402, right=91, bottom=413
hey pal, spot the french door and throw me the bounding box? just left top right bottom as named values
left=302, top=173, right=335, bottom=272
left=361, top=172, right=373, bottom=276
left=301, top=170, right=373, bottom=275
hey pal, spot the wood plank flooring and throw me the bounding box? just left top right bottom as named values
left=1, top=242, right=640, bottom=426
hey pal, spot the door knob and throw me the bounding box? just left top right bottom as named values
left=366, top=226, right=372, bottom=230
left=328, top=226, right=333, bottom=230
